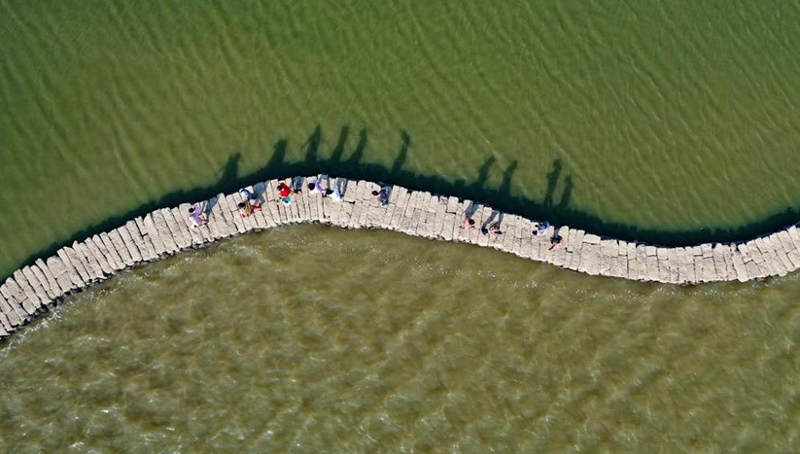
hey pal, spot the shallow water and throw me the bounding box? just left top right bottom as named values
left=1, top=227, right=798, bottom=452
left=2, top=0, right=800, bottom=276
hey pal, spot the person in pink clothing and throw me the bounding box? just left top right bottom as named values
left=187, top=204, right=206, bottom=228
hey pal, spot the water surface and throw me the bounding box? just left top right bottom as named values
left=1, top=227, right=798, bottom=452
left=2, top=0, right=800, bottom=276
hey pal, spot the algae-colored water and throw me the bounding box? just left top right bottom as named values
left=1, top=1, right=799, bottom=452
left=2, top=1, right=800, bottom=276
left=1, top=227, right=798, bottom=452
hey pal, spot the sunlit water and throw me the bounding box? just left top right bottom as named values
left=1, top=1, right=800, bottom=452
left=1, top=227, right=798, bottom=452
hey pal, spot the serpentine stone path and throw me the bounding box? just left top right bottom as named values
left=1, top=176, right=800, bottom=338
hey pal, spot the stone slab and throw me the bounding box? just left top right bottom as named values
left=151, top=210, right=179, bottom=254
left=23, top=265, right=52, bottom=303
left=125, top=220, right=152, bottom=261
left=13, top=271, right=44, bottom=310
left=73, top=241, right=104, bottom=280
left=35, top=258, right=63, bottom=298
left=48, top=255, right=76, bottom=293
left=84, top=237, right=114, bottom=275
left=109, top=228, right=135, bottom=266
left=63, top=246, right=91, bottom=284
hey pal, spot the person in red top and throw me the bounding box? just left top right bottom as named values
left=277, top=182, right=292, bottom=205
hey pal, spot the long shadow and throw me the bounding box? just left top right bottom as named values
left=6, top=125, right=799, bottom=281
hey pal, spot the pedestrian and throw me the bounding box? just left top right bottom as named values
left=238, top=199, right=261, bottom=217
left=331, top=181, right=343, bottom=201
left=548, top=234, right=563, bottom=251
left=308, top=179, right=325, bottom=195
left=372, top=188, right=389, bottom=206
left=239, top=188, right=257, bottom=203
left=187, top=204, right=206, bottom=228
left=534, top=221, right=550, bottom=236
left=459, top=216, right=475, bottom=230
left=277, top=182, right=292, bottom=205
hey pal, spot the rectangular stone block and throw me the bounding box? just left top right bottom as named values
left=3, top=279, right=37, bottom=315
left=518, top=222, right=535, bottom=259
left=656, top=248, right=670, bottom=282
left=96, top=234, right=124, bottom=271
left=745, top=260, right=761, bottom=280
left=777, top=230, right=796, bottom=254
left=74, top=241, right=104, bottom=280
left=702, top=256, right=717, bottom=282
left=674, top=247, right=688, bottom=283
left=755, top=238, right=777, bottom=276
left=151, top=210, right=179, bottom=254
left=84, top=237, right=113, bottom=276
left=338, top=202, right=354, bottom=227
left=204, top=197, right=226, bottom=238
left=692, top=253, right=704, bottom=283
left=48, top=255, right=76, bottom=293
left=63, top=246, right=92, bottom=283
left=108, top=229, right=135, bottom=266
left=788, top=226, right=800, bottom=250
left=343, top=179, right=358, bottom=203
left=0, top=311, right=13, bottom=331
left=135, top=216, right=162, bottom=257
left=141, top=214, right=167, bottom=254
left=731, top=249, right=749, bottom=282
left=126, top=220, right=153, bottom=260
left=580, top=242, right=601, bottom=275
left=15, top=270, right=46, bottom=308
left=117, top=225, right=144, bottom=262
left=599, top=239, right=617, bottom=276
left=583, top=234, right=601, bottom=245
left=711, top=244, right=728, bottom=281
left=645, top=250, right=659, bottom=282
left=744, top=241, right=766, bottom=278
left=34, top=258, right=62, bottom=299
left=626, top=242, right=639, bottom=280
left=446, top=196, right=460, bottom=213
left=771, top=233, right=794, bottom=273
left=0, top=291, right=27, bottom=323
left=25, top=264, right=54, bottom=304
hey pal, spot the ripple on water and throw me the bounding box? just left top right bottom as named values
left=0, top=226, right=798, bottom=452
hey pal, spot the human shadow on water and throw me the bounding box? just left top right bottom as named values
left=7, top=124, right=799, bottom=281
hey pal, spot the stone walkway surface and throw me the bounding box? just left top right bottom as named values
left=2, top=176, right=799, bottom=338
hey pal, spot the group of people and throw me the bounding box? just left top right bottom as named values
left=186, top=182, right=567, bottom=251
left=187, top=180, right=562, bottom=253
left=458, top=214, right=562, bottom=250
left=185, top=177, right=390, bottom=228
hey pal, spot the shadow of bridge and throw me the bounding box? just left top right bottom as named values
left=6, top=125, right=799, bottom=281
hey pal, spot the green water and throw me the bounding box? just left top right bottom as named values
left=2, top=1, right=800, bottom=452
left=1, top=228, right=798, bottom=452
left=2, top=0, right=800, bottom=276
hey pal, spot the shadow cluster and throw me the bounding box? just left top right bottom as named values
left=7, top=125, right=798, bottom=281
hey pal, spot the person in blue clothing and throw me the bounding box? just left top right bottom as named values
left=534, top=221, right=550, bottom=236
left=372, top=187, right=390, bottom=206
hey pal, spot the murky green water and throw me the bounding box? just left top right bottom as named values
left=1, top=228, right=798, bottom=452
left=2, top=1, right=800, bottom=452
